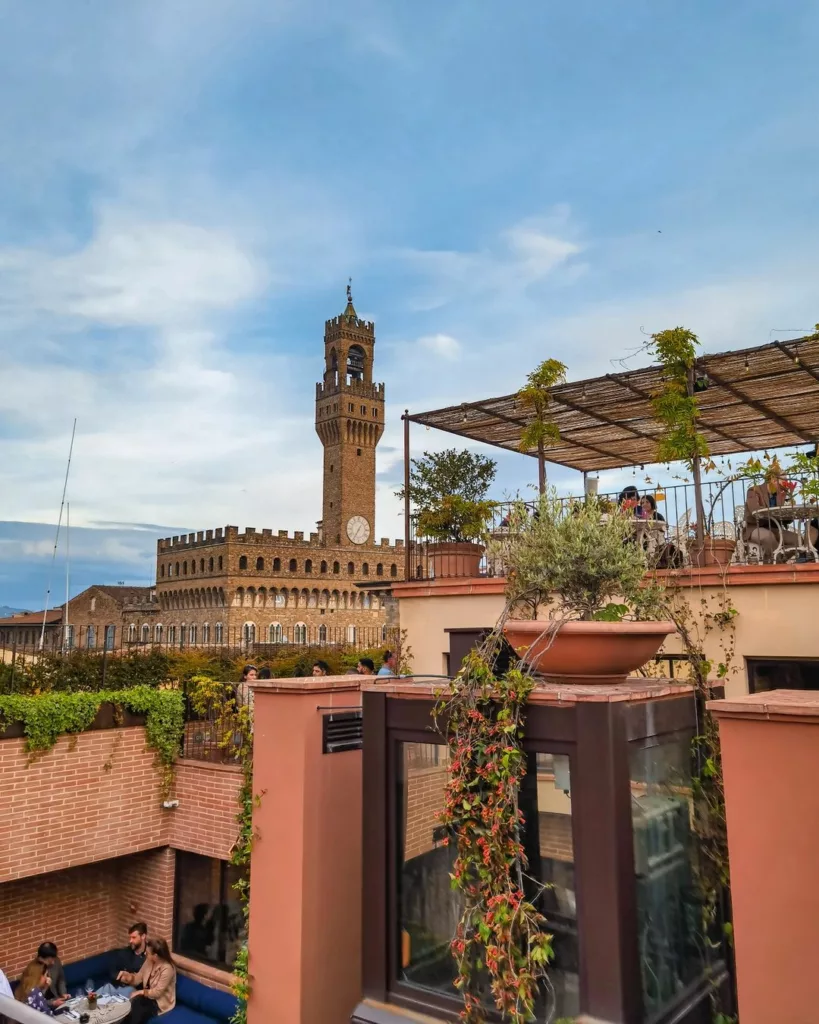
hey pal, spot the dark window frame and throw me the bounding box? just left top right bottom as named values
left=173, top=851, right=246, bottom=970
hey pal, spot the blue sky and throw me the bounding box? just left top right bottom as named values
left=2, top=0, right=818, bottom=607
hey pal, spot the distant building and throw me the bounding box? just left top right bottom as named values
left=1, top=290, right=402, bottom=653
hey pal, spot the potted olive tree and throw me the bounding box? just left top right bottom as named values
left=493, top=493, right=675, bottom=681
left=398, top=448, right=497, bottom=579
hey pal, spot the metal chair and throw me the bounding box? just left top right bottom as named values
left=733, top=504, right=762, bottom=564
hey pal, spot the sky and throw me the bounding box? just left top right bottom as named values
left=1, top=0, right=818, bottom=608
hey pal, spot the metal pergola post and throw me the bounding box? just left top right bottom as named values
left=402, top=411, right=411, bottom=580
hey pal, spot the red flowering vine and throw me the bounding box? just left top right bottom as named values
left=434, top=642, right=554, bottom=1023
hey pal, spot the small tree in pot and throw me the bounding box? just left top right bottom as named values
left=398, top=448, right=497, bottom=578
left=493, top=492, right=674, bottom=681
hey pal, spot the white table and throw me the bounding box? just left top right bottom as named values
left=752, top=505, right=819, bottom=562
left=63, top=996, right=131, bottom=1023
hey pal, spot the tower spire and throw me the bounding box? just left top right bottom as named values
left=344, top=277, right=357, bottom=319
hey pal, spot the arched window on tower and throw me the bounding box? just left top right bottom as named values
left=390, top=564, right=398, bottom=577
left=362, top=562, right=369, bottom=576
left=376, top=563, right=384, bottom=577
left=289, top=558, right=297, bottom=572
left=209, top=557, right=214, bottom=571
left=305, top=559, right=313, bottom=574
left=256, top=557, right=264, bottom=570
left=332, top=561, right=340, bottom=574
left=347, top=562, right=355, bottom=575
left=320, top=560, right=328, bottom=574
left=273, top=557, right=281, bottom=572
left=239, top=555, right=248, bottom=570
left=347, top=345, right=365, bottom=382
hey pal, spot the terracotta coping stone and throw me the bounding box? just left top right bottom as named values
left=361, top=676, right=691, bottom=705
left=708, top=688, right=819, bottom=724
left=390, top=577, right=507, bottom=599
left=249, top=675, right=361, bottom=694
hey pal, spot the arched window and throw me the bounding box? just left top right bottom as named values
left=209, top=557, right=214, bottom=572
left=390, top=564, right=397, bottom=578
left=243, top=622, right=256, bottom=646
left=294, top=623, right=307, bottom=645
left=183, top=561, right=188, bottom=575
left=128, top=623, right=136, bottom=643
left=175, top=562, right=180, bottom=576
left=200, top=559, right=205, bottom=572
left=362, top=563, right=369, bottom=576
left=347, top=345, right=365, bottom=382
left=239, top=555, right=248, bottom=570
left=202, top=623, right=210, bottom=644
left=320, top=560, right=328, bottom=574
left=104, top=625, right=115, bottom=650
left=289, top=558, right=297, bottom=572
left=191, top=560, right=196, bottom=574
left=268, top=623, right=283, bottom=644
left=160, top=564, right=165, bottom=578
left=305, top=559, right=313, bottom=574
left=168, top=625, right=176, bottom=644
left=348, top=562, right=355, bottom=575
left=273, top=557, right=281, bottom=572
left=87, top=625, right=97, bottom=649
left=141, top=624, right=150, bottom=643
left=318, top=624, right=327, bottom=644
left=376, top=563, right=384, bottom=576
left=218, top=556, right=223, bottom=571
left=189, top=624, right=197, bottom=645
left=256, top=557, right=264, bottom=570
left=155, top=624, right=164, bottom=643
left=346, top=625, right=357, bottom=644
left=215, top=622, right=224, bottom=644
left=332, top=561, right=340, bottom=574
left=381, top=624, right=388, bottom=642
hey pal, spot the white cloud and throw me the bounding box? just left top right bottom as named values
left=418, top=333, right=462, bottom=361
left=397, top=207, right=585, bottom=312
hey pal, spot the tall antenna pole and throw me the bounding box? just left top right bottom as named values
left=64, top=502, right=70, bottom=652
left=40, top=419, right=77, bottom=651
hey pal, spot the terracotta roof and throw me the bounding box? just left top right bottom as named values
left=0, top=609, right=62, bottom=627
left=406, top=335, right=819, bottom=473
left=88, top=585, right=154, bottom=604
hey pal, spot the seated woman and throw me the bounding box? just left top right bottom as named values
left=744, top=464, right=800, bottom=559
left=639, top=494, right=665, bottom=522
left=15, top=960, right=53, bottom=1016
left=617, top=485, right=640, bottom=512
left=120, top=938, right=176, bottom=1022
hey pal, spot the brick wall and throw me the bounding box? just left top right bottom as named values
left=171, top=761, right=243, bottom=860
left=1, top=728, right=242, bottom=884
left=0, top=728, right=166, bottom=884
left=0, top=850, right=175, bottom=980
left=538, top=812, right=574, bottom=862
left=403, top=755, right=449, bottom=862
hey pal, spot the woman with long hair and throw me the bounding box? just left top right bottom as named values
left=14, top=960, right=53, bottom=1015
left=120, top=937, right=176, bottom=1022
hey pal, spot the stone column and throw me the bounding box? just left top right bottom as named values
left=708, top=689, right=819, bottom=1024
left=247, top=677, right=363, bottom=1024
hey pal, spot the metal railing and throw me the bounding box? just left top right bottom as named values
left=407, top=476, right=819, bottom=581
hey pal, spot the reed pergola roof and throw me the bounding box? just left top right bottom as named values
left=406, top=335, right=819, bottom=472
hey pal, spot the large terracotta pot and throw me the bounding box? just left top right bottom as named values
left=691, top=537, right=736, bottom=568
left=502, top=619, right=677, bottom=683
left=427, top=541, right=484, bottom=579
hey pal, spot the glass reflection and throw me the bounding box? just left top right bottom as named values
left=396, top=742, right=460, bottom=993
left=630, top=735, right=706, bottom=1015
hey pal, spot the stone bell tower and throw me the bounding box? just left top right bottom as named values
left=315, top=283, right=385, bottom=547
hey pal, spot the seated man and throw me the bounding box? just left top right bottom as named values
left=94, top=922, right=149, bottom=999
left=36, top=942, right=68, bottom=1009
left=744, top=464, right=800, bottom=559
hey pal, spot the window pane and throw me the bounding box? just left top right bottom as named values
left=174, top=851, right=247, bottom=969
left=397, top=742, right=460, bottom=994
left=528, top=753, right=580, bottom=1020
left=630, top=735, right=706, bottom=1016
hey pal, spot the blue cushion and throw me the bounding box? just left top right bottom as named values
left=64, top=951, right=117, bottom=989
left=164, top=1009, right=222, bottom=1024
left=176, top=975, right=237, bottom=1021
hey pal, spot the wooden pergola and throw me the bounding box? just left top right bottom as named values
left=401, top=335, right=819, bottom=570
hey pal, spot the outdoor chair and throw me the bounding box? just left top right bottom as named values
left=733, top=504, right=762, bottom=564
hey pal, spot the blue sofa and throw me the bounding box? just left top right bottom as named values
left=63, top=952, right=238, bottom=1024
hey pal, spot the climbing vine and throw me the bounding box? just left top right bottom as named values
left=648, top=327, right=710, bottom=468
left=0, top=686, right=184, bottom=797
left=434, top=639, right=554, bottom=1024
left=516, top=359, right=567, bottom=453
left=188, top=676, right=259, bottom=1024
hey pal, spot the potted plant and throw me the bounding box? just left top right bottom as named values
left=397, top=448, right=497, bottom=579
left=493, top=493, right=675, bottom=681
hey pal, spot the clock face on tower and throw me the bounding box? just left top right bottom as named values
left=346, top=515, right=371, bottom=545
